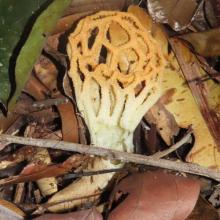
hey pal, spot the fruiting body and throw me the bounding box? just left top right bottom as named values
left=48, top=10, right=166, bottom=211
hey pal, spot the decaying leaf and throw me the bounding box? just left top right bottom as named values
left=0, top=155, right=87, bottom=186
left=57, top=101, right=79, bottom=143
left=33, top=208, right=103, bottom=220
left=24, top=124, right=58, bottom=197
left=0, top=113, right=19, bottom=134
left=109, top=171, right=200, bottom=220
left=0, top=146, right=36, bottom=170
left=180, top=28, right=220, bottom=57
left=0, top=199, right=25, bottom=220
left=187, top=196, right=219, bottom=220
left=168, top=39, right=220, bottom=168
left=129, top=5, right=220, bottom=170
left=30, top=148, right=58, bottom=197
left=145, top=90, right=179, bottom=145
left=65, top=0, right=131, bottom=16
left=147, top=0, right=198, bottom=31
left=24, top=74, right=50, bottom=101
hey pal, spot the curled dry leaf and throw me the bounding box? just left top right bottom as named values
left=109, top=171, right=200, bottom=220
left=0, top=199, right=25, bottom=220
left=180, top=28, right=220, bottom=57
left=147, top=0, right=198, bottom=31
left=33, top=208, right=103, bottom=220
left=57, top=101, right=79, bottom=143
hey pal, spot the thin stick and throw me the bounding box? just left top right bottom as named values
left=1, top=134, right=220, bottom=181
left=152, top=131, right=192, bottom=159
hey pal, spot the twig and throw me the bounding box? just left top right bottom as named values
left=63, top=168, right=128, bottom=180
left=152, top=131, right=192, bottom=159
left=1, top=134, right=220, bottom=181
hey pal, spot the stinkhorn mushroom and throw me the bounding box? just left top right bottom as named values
left=47, top=9, right=167, bottom=211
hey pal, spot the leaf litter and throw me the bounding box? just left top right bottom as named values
left=0, top=0, right=220, bottom=219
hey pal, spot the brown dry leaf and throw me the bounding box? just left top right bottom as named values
left=34, top=55, right=58, bottom=95
left=57, top=101, right=79, bottom=143
left=24, top=124, right=58, bottom=196
left=129, top=5, right=220, bottom=170
left=0, top=146, right=36, bottom=170
left=147, top=0, right=198, bottom=31
left=187, top=196, right=219, bottom=220
left=145, top=90, right=179, bottom=145
left=0, top=113, right=19, bottom=134
left=109, top=171, right=200, bottom=220
left=0, top=199, right=25, bottom=220
left=33, top=208, right=103, bottom=220
left=24, top=74, right=50, bottom=100
left=180, top=28, right=220, bottom=57
left=65, top=0, right=130, bottom=16
left=0, top=155, right=86, bottom=186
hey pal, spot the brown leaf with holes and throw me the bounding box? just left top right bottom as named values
left=33, top=208, right=103, bottom=220
left=109, top=171, right=200, bottom=220
left=0, top=154, right=87, bottom=186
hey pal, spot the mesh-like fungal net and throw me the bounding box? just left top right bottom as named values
left=68, top=11, right=166, bottom=152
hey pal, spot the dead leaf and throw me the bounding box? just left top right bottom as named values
left=169, top=39, right=220, bottom=153
left=187, top=196, right=219, bottom=220
left=52, top=12, right=93, bottom=34
left=180, top=28, right=220, bottom=57
left=145, top=100, right=179, bottom=146
left=0, top=155, right=87, bottom=186
left=109, top=171, right=200, bottom=220
left=24, top=123, right=58, bottom=196
left=65, top=0, right=131, bottom=16
left=57, top=101, right=79, bottom=143
left=0, top=146, right=36, bottom=170
left=0, top=199, right=25, bottom=220
left=209, top=0, right=220, bottom=26
left=209, top=185, right=220, bottom=208
left=33, top=208, right=103, bottom=220
left=147, top=0, right=198, bottom=31
left=24, top=74, right=50, bottom=100
left=34, top=55, right=58, bottom=95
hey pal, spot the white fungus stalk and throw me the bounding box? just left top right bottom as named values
left=48, top=10, right=166, bottom=212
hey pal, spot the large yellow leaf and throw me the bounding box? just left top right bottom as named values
left=129, top=5, right=220, bottom=169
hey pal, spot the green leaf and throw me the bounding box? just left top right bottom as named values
left=0, top=0, right=48, bottom=107
left=0, top=0, right=71, bottom=110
